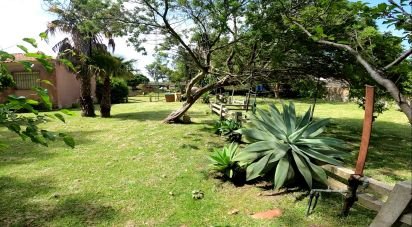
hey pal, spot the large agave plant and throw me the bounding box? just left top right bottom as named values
left=236, top=102, right=348, bottom=189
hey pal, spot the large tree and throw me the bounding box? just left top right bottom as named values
left=277, top=0, right=412, bottom=123
left=44, top=0, right=123, bottom=117
left=122, top=0, right=261, bottom=123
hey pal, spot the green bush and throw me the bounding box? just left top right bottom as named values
left=96, top=78, right=129, bottom=104
left=209, top=143, right=245, bottom=185
left=0, top=74, right=15, bottom=90
left=236, top=102, right=348, bottom=189
left=214, top=119, right=242, bottom=142
left=201, top=92, right=210, bottom=104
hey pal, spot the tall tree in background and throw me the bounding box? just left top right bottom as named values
left=91, top=51, right=135, bottom=117
left=44, top=0, right=123, bottom=117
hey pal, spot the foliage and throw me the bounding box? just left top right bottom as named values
left=96, top=78, right=129, bottom=104
left=236, top=102, right=348, bottom=189
left=201, top=92, right=210, bottom=104
left=214, top=118, right=242, bottom=143
left=45, top=0, right=124, bottom=117
left=289, top=78, right=327, bottom=99
left=214, top=119, right=241, bottom=136
left=209, top=143, right=240, bottom=179
left=0, top=74, right=15, bottom=91
left=127, top=73, right=149, bottom=89
left=0, top=37, right=74, bottom=148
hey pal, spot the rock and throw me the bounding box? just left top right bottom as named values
left=251, top=208, right=283, bottom=219
left=228, top=209, right=240, bottom=215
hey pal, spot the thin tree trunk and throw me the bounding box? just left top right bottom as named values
left=79, top=75, right=96, bottom=117
left=100, top=75, right=111, bottom=118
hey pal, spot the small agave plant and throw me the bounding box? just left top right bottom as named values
left=236, top=102, right=348, bottom=189
left=209, top=143, right=240, bottom=179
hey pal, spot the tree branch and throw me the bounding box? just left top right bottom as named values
left=383, top=49, right=412, bottom=70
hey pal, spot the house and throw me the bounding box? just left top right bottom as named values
left=0, top=53, right=96, bottom=108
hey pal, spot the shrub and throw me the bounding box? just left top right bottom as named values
left=214, top=119, right=242, bottom=142
left=209, top=143, right=245, bottom=185
left=0, top=74, right=16, bottom=90
left=201, top=92, right=210, bottom=104
left=96, top=78, right=129, bottom=104
left=236, top=102, right=348, bottom=189
left=127, top=73, right=149, bottom=90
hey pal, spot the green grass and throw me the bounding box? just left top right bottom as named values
left=0, top=97, right=410, bottom=226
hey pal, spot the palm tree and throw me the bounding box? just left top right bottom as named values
left=90, top=51, right=135, bottom=117
left=45, top=0, right=117, bottom=117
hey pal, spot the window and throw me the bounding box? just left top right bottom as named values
left=13, top=71, right=40, bottom=89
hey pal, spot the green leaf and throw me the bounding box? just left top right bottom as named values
left=40, top=80, right=54, bottom=86
left=17, top=45, right=29, bottom=53
left=41, top=130, right=57, bottom=141
left=238, top=128, right=276, bottom=142
left=18, top=61, right=34, bottom=72
left=303, top=119, right=330, bottom=138
left=242, top=141, right=288, bottom=153
left=39, top=32, right=48, bottom=40
left=274, top=157, right=290, bottom=189
left=60, top=109, right=74, bottom=116
left=292, top=144, right=343, bottom=166
left=58, top=58, right=76, bottom=72
left=296, top=106, right=312, bottom=128
left=26, top=99, right=39, bottom=105
left=63, top=136, right=75, bottom=148
left=54, top=113, right=65, bottom=123
left=246, top=154, right=272, bottom=181
left=292, top=152, right=312, bottom=188
left=33, top=87, right=52, bottom=110
left=23, top=38, right=38, bottom=48
left=288, top=102, right=296, bottom=130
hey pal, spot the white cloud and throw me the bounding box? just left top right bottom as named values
left=0, top=0, right=154, bottom=76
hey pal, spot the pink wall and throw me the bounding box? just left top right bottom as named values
left=55, top=64, right=81, bottom=108
left=55, top=65, right=96, bottom=108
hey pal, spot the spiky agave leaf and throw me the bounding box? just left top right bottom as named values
left=237, top=101, right=348, bottom=189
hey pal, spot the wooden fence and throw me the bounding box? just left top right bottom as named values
left=321, top=165, right=411, bottom=226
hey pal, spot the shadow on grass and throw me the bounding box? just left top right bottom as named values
left=112, top=110, right=172, bottom=121
left=0, top=176, right=116, bottom=226
left=326, top=117, right=411, bottom=182
left=0, top=130, right=102, bottom=168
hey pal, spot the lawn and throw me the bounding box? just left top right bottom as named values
left=0, top=97, right=410, bottom=226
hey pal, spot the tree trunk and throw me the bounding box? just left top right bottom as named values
left=100, top=76, right=111, bottom=118
left=163, top=81, right=219, bottom=123
left=79, top=75, right=96, bottom=117
left=162, top=100, right=196, bottom=123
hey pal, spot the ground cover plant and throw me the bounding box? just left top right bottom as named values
left=0, top=97, right=410, bottom=226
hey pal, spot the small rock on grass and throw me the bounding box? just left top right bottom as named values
left=228, top=209, right=240, bottom=215
left=251, top=208, right=283, bottom=219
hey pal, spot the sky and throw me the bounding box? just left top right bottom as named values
left=0, top=0, right=406, bottom=79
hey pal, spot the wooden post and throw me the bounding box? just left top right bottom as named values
left=341, top=85, right=375, bottom=216
left=370, top=181, right=412, bottom=227
left=355, top=85, right=375, bottom=175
